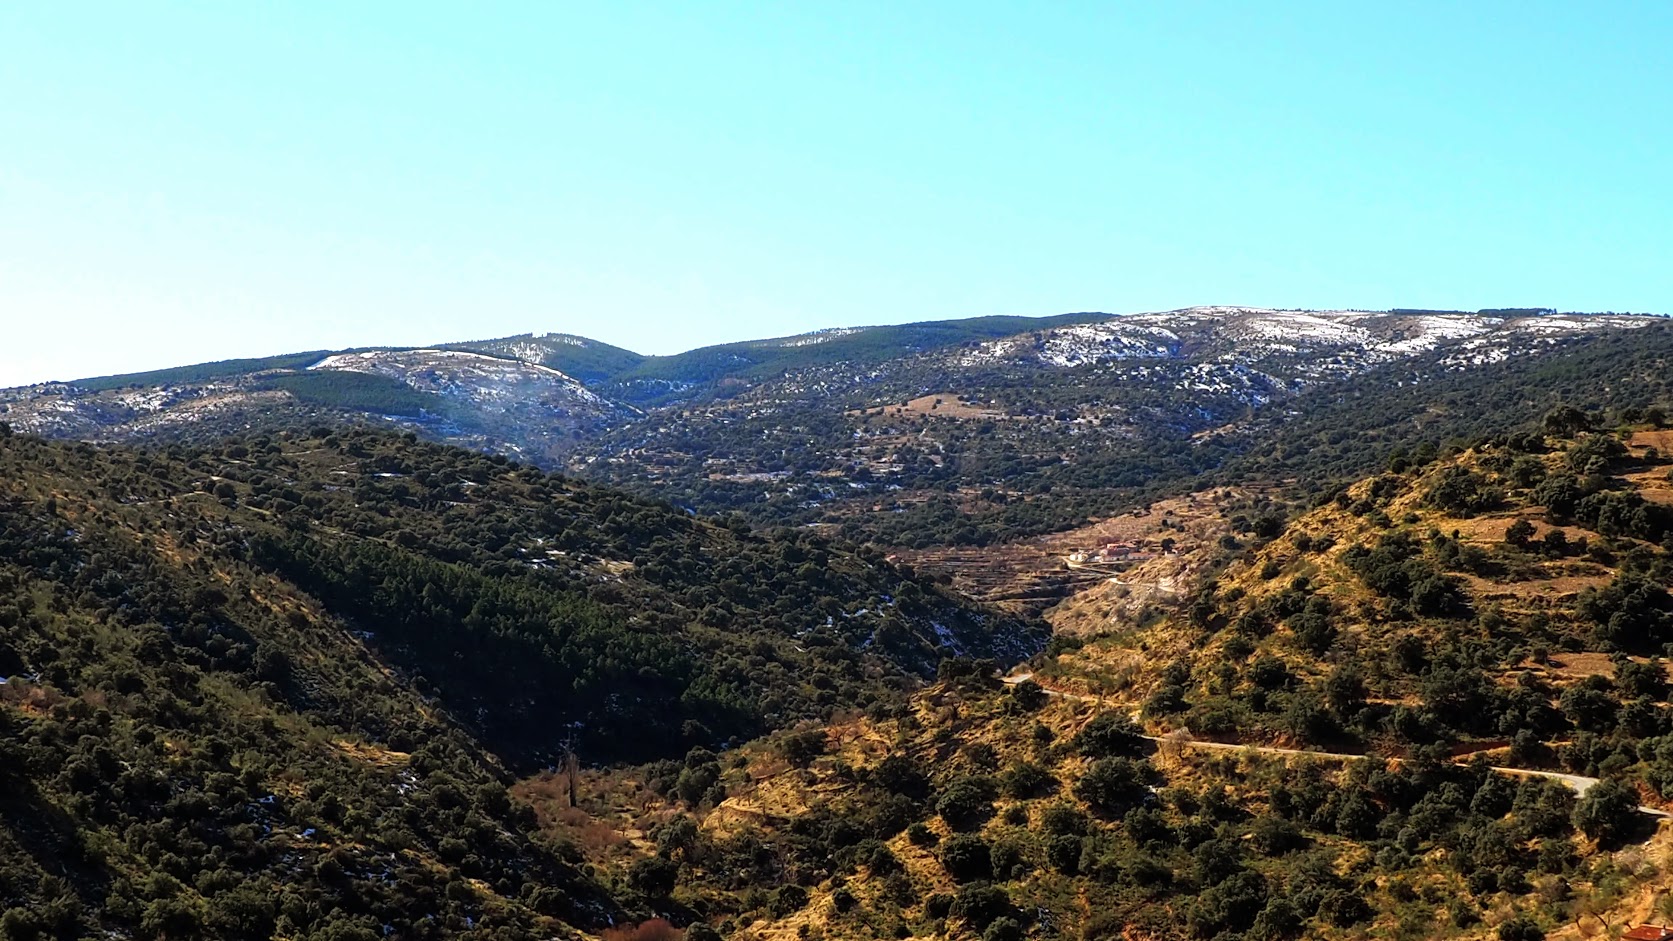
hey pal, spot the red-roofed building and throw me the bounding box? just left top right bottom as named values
left=1624, top=926, right=1673, bottom=941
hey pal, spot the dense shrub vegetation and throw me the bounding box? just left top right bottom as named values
left=0, top=429, right=1040, bottom=937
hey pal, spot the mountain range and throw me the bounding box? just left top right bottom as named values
left=4, top=307, right=1668, bottom=551
left=6, top=307, right=1660, bottom=450
left=6, top=306, right=1673, bottom=940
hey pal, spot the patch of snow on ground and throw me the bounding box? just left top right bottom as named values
left=309, top=349, right=610, bottom=407
left=774, top=327, right=864, bottom=348
left=1372, top=315, right=1499, bottom=354
left=114, top=389, right=177, bottom=411
left=927, top=620, right=965, bottom=654
left=951, top=322, right=1180, bottom=368
left=1508, top=316, right=1652, bottom=333
left=499, top=342, right=546, bottom=363
left=1230, top=311, right=1375, bottom=348
left=1035, top=323, right=1180, bottom=367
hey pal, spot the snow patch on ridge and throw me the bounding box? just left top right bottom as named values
left=772, top=327, right=865, bottom=348
left=310, top=349, right=608, bottom=405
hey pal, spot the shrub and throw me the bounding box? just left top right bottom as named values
left=983, top=917, right=1024, bottom=941
left=1572, top=779, right=1639, bottom=847
left=1008, top=680, right=1047, bottom=711
left=871, top=754, right=931, bottom=799
left=1319, top=889, right=1372, bottom=927
left=1249, top=814, right=1306, bottom=856
left=1039, top=802, right=1087, bottom=836
left=952, top=884, right=1012, bottom=931
left=1424, top=466, right=1503, bottom=516
left=940, top=834, right=993, bottom=882
left=769, top=885, right=809, bottom=917
left=1497, top=915, right=1545, bottom=941
left=1046, top=835, right=1082, bottom=874
left=1073, top=757, right=1152, bottom=816
left=777, top=729, right=827, bottom=767
left=1073, top=712, right=1145, bottom=757
left=628, top=857, right=678, bottom=897
left=936, top=776, right=998, bottom=830
left=1187, top=871, right=1267, bottom=937
left=1000, top=761, right=1054, bottom=799
left=988, top=840, right=1029, bottom=881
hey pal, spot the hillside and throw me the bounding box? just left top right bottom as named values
left=0, top=430, right=612, bottom=939
left=526, top=415, right=1673, bottom=941
left=580, top=312, right=1673, bottom=548
left=1047, top=416, right=1673, bottom=763
left=590, top=313, right=1111, bottom=408
left=443, top=334, right=647, bottom=387
left=0, top=429, right=1040, bottom=765
left=0, top=428, right=1039, bottom=939
left=0, top=348, right=632, bottom=467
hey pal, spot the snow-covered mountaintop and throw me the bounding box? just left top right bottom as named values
left=952, top=306, right=1657, bottom=376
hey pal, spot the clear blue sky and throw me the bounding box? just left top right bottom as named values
left=2, top=2, right=1668, bottom=385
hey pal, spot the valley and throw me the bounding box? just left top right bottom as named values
left=4, top=308, right=1673, bottom=940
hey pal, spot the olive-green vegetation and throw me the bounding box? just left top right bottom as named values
left=0, top=427, right=1038, bottom=939
left=69, top=351, right=334, bottom=392
left=20, top=317, right=1673, bottom=556
left=0, top=436, right=605, bottom=939
left=256, top=371, right=449, bottom=419
left=1222, top=327, right=1673, bottom=489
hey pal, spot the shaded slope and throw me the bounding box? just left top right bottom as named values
left=597, top=313, right=1113, bottom=406
left=0, top=434, right=611, bottom=939
left=0, top=429, right=1041, bottom=766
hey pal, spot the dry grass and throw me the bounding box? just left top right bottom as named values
left=1445, top=512, right=1590, bottom=545
left=900, top=485, right=1249, bottom=623
left=506, top=444, right=1673, bottom=940
left=1628, top=430, right=1673, bottom=452
left=332, top=739, right=411, bottom=768
left=512, top=769, right=648, bottom=859
left=600, top=919, right=683, bottom=941
left=848, top=393, right=1009, bottom=421
left=1538, top=652, right=1617, bottom=680
left=0, top=679, right=65, bottom=715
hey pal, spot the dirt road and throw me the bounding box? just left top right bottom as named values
left=1001, top=672, right=1670, bottom=818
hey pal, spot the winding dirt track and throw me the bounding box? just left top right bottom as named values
left=1001, top=672, right=1670, bottom=819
